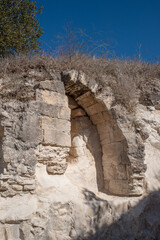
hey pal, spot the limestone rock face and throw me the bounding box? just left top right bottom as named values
left=0, top=70, right=159, bottom=239
left=62, top=70, right=146, bottom=196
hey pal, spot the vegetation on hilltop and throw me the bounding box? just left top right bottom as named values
left=0, top=53, right=160, bottom=111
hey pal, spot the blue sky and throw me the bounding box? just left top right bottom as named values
left=37, top=0, right=160, bottom=61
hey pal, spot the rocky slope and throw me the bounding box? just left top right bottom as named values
left=0, top=69, right=160, bottom=240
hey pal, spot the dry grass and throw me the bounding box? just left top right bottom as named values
left=0, top=54, right=160, bottom=110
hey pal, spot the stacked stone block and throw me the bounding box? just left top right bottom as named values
left=0, top=101, right=38, bottom=197
left=35, top=79, right=71, bottom=175
left=0, top=75, right=71, bottom=196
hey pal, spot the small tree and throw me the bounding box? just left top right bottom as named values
left=0, top=0, right=43, bottom=56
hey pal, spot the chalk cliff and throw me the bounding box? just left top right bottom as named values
left=0, top=70, right=160, bottom=239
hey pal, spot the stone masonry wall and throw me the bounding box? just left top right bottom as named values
left=0, top=73, right=71, bottom=197
left=35, top=80, right=71, bottom=175
left=0, top=100, right=38, bottom=197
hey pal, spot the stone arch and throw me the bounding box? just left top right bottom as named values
left=62, top=71, right=145, bottom=196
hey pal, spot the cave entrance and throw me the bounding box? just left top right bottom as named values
left=66, top=95, right=104, bottom=192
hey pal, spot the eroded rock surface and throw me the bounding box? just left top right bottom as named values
left=0, top=70, right=159, bottom=239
